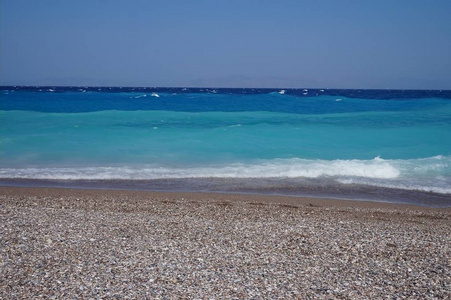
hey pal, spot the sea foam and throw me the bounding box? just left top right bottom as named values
left=0, top=157, right=403, bottom=180
left=2, top=157, right=450, bottom=195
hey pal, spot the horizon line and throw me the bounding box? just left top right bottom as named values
left=1, top=85, right=450, bottom=92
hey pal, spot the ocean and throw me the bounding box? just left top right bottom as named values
left=1, top=86, right=450, bottom=207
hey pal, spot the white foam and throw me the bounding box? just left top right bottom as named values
left=151, top=92, right=160, bottom=97
left=2, top=156, right=450, bottom=195
left=0, top=157, right=400, bottom=180
left=333, top=155, right=451, bottom=194
left=337, top=178, right=451, bottom=194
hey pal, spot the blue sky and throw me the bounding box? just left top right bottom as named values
left=1, top=0, right=450, bottom=89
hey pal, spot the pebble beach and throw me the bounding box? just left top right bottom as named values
left=1, top=186, right=450, bottom=299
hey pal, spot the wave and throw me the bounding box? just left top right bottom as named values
left=0, top=157, right=398, bottom=179
left=1, top=156, right=449, bottom=194
left=336, top=178, right=451, bottom=194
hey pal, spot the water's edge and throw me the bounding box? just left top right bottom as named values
left=1, top=178, right=450, bottom=208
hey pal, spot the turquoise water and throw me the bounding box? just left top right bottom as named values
left=1, top=87, right=450, bottom=205
left=1, top=108, right=450, bottom=164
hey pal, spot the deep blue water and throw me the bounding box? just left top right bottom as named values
left=1, top=86, right=450, bottom=206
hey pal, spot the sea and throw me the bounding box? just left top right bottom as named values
left=1, top=86, right=450, bottom=207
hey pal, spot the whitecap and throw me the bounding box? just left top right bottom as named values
left=2, top=156, right=449, bottom=197
left=0, top=157, right=401, bottom=181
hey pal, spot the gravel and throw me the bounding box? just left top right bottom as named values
left=1, top=187, right=450, bottom=299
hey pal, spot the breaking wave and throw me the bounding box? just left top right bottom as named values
left=1, top=156, right=450, bottom=195
left=0, top=157, right=399, bottom=179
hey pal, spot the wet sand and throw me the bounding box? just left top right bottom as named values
left=1, top=186, right=450, bottom=298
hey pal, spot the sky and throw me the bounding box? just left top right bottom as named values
left=1, top=0, right=450, bottom=89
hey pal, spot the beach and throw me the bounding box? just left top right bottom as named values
left=2, top=0, right=451, bottom=298
left=1, top=186, right=450, bottom=299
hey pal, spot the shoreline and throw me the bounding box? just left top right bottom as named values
left=1, top=185, right=449, bottom=211
left=2, top=177, right=451, bottom=208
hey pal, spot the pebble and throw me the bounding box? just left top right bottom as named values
left=1, top=189, right=450, bottom=299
